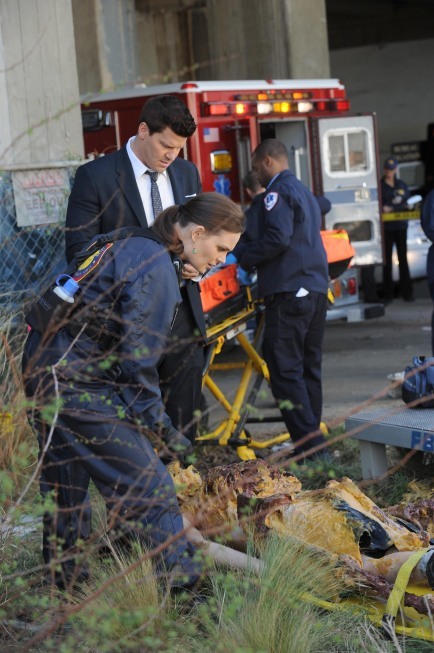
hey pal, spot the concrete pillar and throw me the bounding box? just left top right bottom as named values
left=283, top=0, right=330, bottom=78
left=0, top=0, right=83, bottom=165
left=70, top=0, right=330, bottom=99
left=134, top=0, right=197, bottom=86
left=194, top=0, right=330, bottom=80
left=72, top=0, right=138, bottom=95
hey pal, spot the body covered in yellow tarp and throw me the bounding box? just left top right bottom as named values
left=170, top=460, right=429, bottom=567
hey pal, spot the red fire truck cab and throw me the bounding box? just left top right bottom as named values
left=81, top=79, right=384, bottom=321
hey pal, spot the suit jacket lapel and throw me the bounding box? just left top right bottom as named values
left=116, top=147, right=149, bottom=227
left=168, top=159, right=184, bottom=204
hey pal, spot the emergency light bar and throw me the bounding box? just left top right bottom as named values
left=201, top=98, right=350, bottom=117
left=235, top=91, right=314, bottom=101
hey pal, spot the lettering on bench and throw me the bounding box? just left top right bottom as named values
left=411, top=430, right=434, bottom=452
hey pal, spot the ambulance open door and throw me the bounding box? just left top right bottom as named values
left=313, top=115, right=382, bottom=267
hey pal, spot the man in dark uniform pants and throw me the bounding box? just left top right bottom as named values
left=235, top=139, right=330, bottom=460
left=66, top=95, right=205, bottom=442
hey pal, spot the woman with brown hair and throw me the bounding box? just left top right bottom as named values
left=23, top=192, right=245, bottom=591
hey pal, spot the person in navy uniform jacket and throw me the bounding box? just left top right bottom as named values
left=24, top=193, right=244, bottom=589
left=234, top=139, right=330, bottom=460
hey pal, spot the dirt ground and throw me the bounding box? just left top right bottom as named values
left=201, top=280, right=433, bottom=443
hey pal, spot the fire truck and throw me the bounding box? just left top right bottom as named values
left=81, top=79, right=385, bottom=321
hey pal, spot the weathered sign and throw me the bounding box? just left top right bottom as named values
left=12, top=168, right=70, bottom=227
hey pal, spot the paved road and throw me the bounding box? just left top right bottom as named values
left=202, top=280, right=433, bottom=436
left=322, top=282, right=432, bottom=426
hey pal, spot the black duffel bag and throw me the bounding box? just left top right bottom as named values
left=402, top=356, right=434, bottom=408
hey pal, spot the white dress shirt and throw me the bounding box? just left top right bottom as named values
left=127, top=137, right=175, bottom=224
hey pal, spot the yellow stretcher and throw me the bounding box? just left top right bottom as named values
left=304, top=549, right=434, bottom=643
left=197, top=288, right=291, bottom=460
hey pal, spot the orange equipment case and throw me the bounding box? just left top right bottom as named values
left=320, top=229, right=355, bottom=279
left=199, top=229, right=355, bottom=324
left=200, top=263, right=240, bottom=314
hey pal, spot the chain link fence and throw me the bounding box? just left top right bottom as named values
left=0, top=164, right=78, bottom=405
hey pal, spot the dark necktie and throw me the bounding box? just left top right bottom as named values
left=146, top=170, right=163, bottom=218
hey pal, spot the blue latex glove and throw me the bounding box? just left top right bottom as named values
left=226, top=253, right=253, bottom=286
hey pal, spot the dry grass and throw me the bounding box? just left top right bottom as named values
left=1, top=315, right=434, bottom=651
left=194, top=536, right=388, bottom=653
left=1, top=317, right=39, bottom=517
left=70, top=544, right=186, bottom=652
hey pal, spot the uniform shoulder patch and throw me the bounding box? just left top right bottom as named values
left=264, top=192, right=278, bottom=211
left=72, top=243, right=113, bottom=282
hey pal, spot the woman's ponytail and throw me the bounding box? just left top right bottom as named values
left=151, top=192, right=245, bottom=255
left=151, top=205, right=183, bottom=255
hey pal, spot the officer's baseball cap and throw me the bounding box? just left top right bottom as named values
left=383, top=156, right=398, bottom=171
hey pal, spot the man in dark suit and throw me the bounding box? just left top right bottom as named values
left=66, top=95, right=205, bottom=443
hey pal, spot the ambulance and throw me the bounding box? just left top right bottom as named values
left=81, top=79, right=385, bottom=321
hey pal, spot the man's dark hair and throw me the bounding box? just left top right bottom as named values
left=138, top=95, right=197, bottom=137
left=253, top=138, right=288, bottom=162
left=243, top=170, right=263, bottom=194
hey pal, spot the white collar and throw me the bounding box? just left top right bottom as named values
left=126, top=136, right=169, bottom=181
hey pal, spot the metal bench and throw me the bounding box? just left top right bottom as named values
left=345, top=407, right=434, bottom=479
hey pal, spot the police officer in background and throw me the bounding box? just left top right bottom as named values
left=381, top=156, right=414, bottom=303
left=234, top=139, right=330, bottom=460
